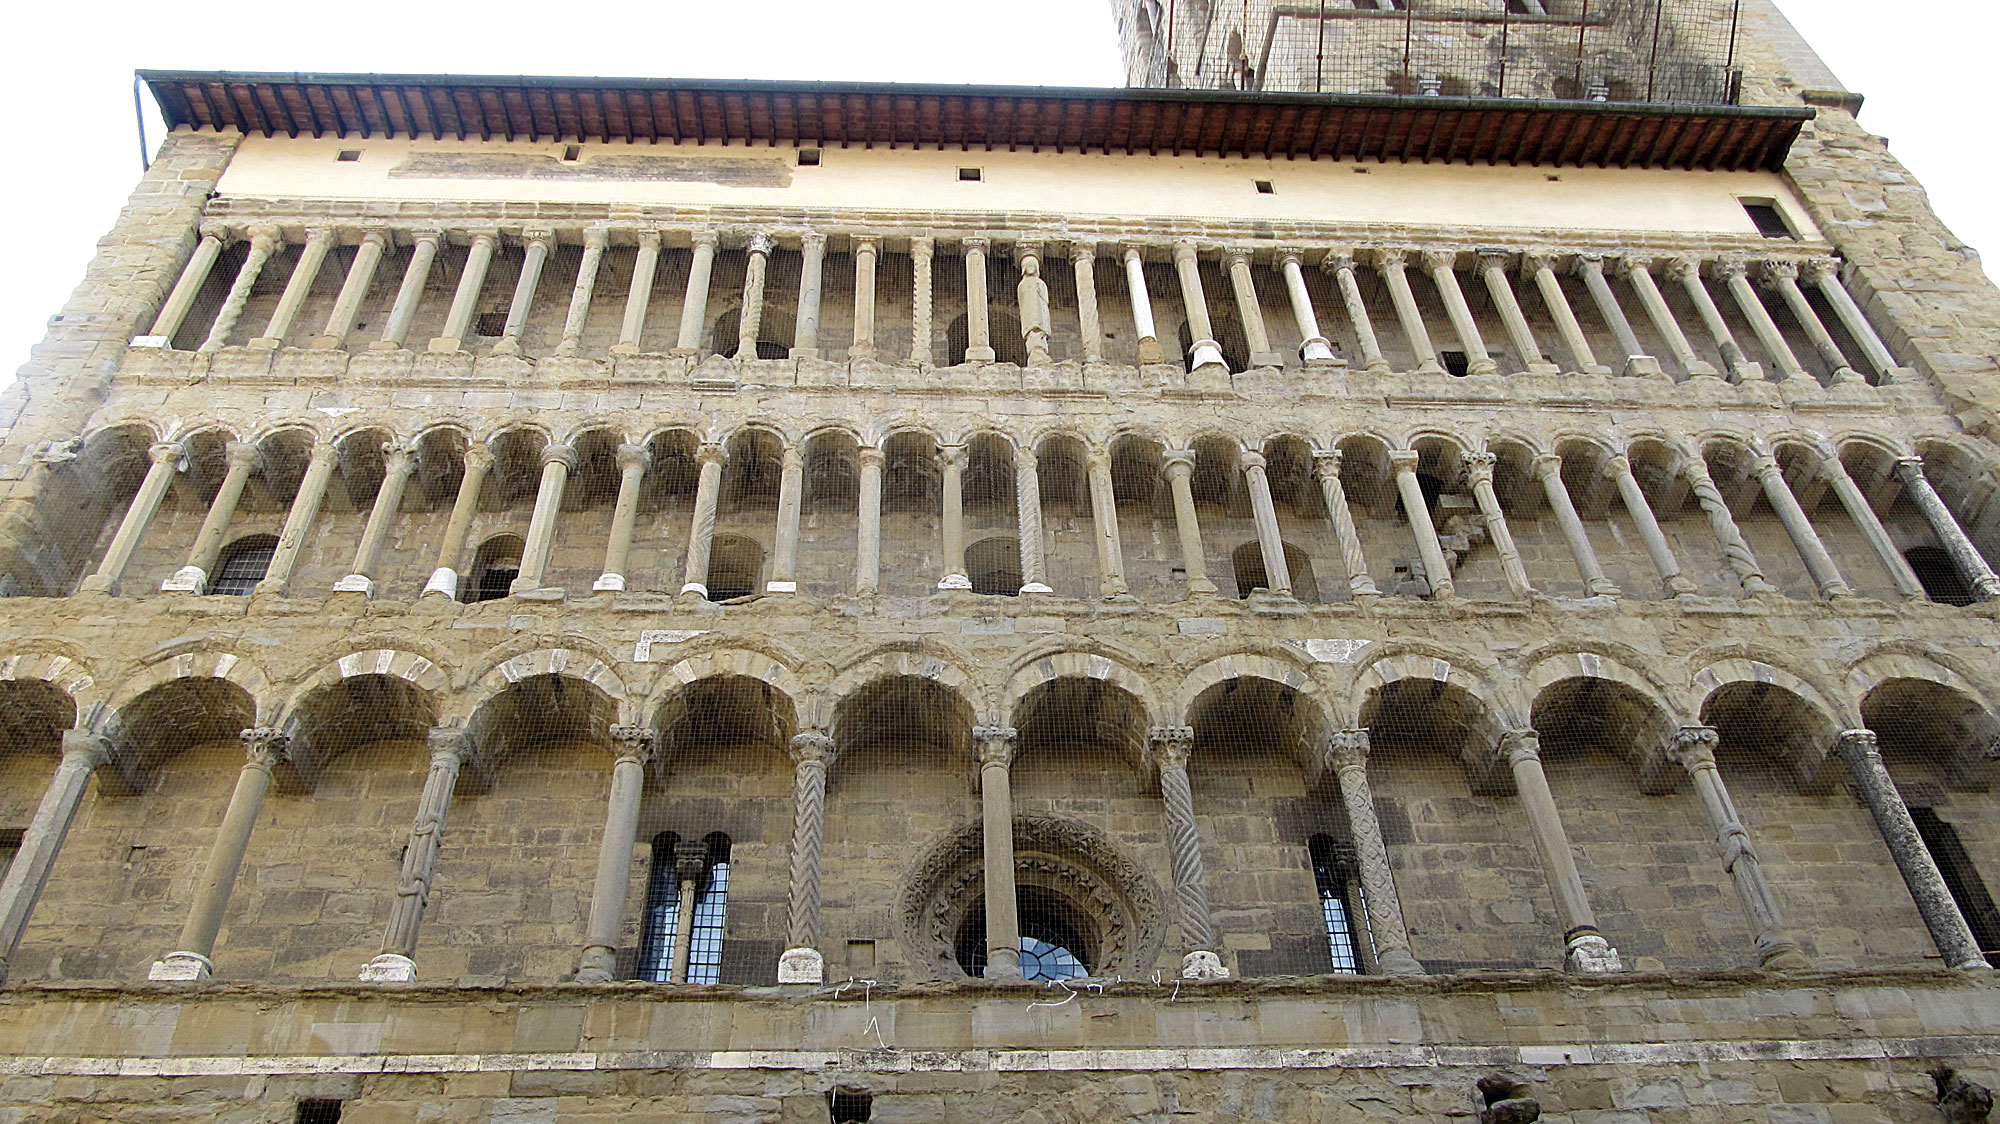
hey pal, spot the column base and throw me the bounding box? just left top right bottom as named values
left=491, top=339, right=522, bottom=356
left=1757, top=940, right=1813, bottom=972
left=426, top=338, right=464, bottom=353
left=1415, top=360, right=1446, bottom=376
left=593, top=573, right=626, bottom=592
left=964, top=346, right=996, bottom=363
left=148, top=951, right=214, bottom=981
left=308, top=336, right=344, bottom=350
left=789, top=347, right=822, bottom=360
left=1564, top=933, right=1624, bottom=974
left=1623, top=355, right=1664, bottom=378
left=1136, top=337, right=1165, bottom=364
left=938, top=573, right=972, bottom=591
left=1731, top=361, right=1766, bottom=382
left=1586, top=579, right=1622, bottom=598
left=679, top=582, right=709, bottom=599
left=777, top=946, right=825, bottom=984
left=1685, top=360, right=1721, bottom=378
left=1188, top=340, right=1225, bottom=369
left=1666, top=575, right=1700, bottom=597
left=1020, top=582, right=1055, bottom=594
left=764, top=580, right=797, bottom=594
left=332, top=574, right=376, bottom=597
left=76, top=573, right=115, bottom=595
left=246, top=337, right=283, bottom=351
left=1523, top=361, right=1561, bottom=376
left=575, top=946, right=618, bottom=983
left=1179, top=950, right=1230, bottom=980
left=366, top=341, right=407, bottom=352
left=359, top=953, right=417, bottom=982
left=1377, top=948, right=1426, bottom=976
left=1300, top=338, right=1337, bottom=364
left=160, top=566, right=208, bottom=594
left=1467, top=358, right=1499, bottom=376
left=422, top=567, right=460, bottom=599
left=1973, top=575, right=2000, bottom=602
left=129, top=335, right=170, bottom=349
left=1186, top=579, right=1219, bottom=595
left=1248, top=350, right=1287, bottom=369
left=1883, top=366, right=1917, bottom=385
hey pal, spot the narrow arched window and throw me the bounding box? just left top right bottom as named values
left=209, top=535, right=278, bottom=596
left=637, top=832, right=683, bottom=983
left=464, top=535, right=523, bottom=604
left=1309, top=835, right=1367, bottom=974
left=686, top=832, right=732, bottom=984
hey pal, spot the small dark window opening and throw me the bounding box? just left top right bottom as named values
left=798, top=148, right=822, bottom=166
left=1504, top=0, right=1534, bottom=12
left=1743, top=201, right=1795, bottom=239
left=473, top=311, right=508, bottom=338
left=1254, top=179, right=1275, bottom=194
left=1906, top=546, right=1975, bottom=606
left=705, top=535, right=765, bottom=601
left=829, top=1091, right=873, bottom=1123
left=465, top=535, right=523, bottom=604
left=958, top=167, right=983, bottom=182
left=210, top=535, right=278, bottom=596
left=967, top=537, right=1022, bottom=596
left=1440, top=350, right=1471, bottom=377
left=0, top=828, right=24, bottom=882
left=296, top=1101, right=345, bottom=1124
left=1309, top=835, right=1371, bottom=974
left=335, top=150, right=361, bottom=163
left=1910, top=807, right=2000, bottom=964
left=562, top=145, right=582, bottom=162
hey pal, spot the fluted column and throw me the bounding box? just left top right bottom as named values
left=360, top=727, right=472, bottom=982
left=791, top=232, right=827, bottom=359
left=430, top=229, right=497, bottom=352
left=0, top=731, right=113, bottom=982
left=1525, top=251, right=1608, bottom=375
left=1071, top=244, right=1104, bottom=363
left=779, top=731, right=832, bottom=983
left=1375, top=248, right=1443, bottom=374
left=1390, top=450, right=1454, bottom=598
left=1327, top=731, right=1423, bottom=974
left=1766, top=260, right=1857, bottom=384
left=976, top=726, right=1022, bottom=979
left=735, top=232, right=772, bottom=359
left=1752, top=452, right=1853, bottom=598
left=767, top=444, right=805, bottom=594
left=576, top=725, right=654, bottom=983
left=511, top=443, right=578, bottom=595
left=1239, top=450, right=1294, bottom=597
left=422, top=443, right=494, bottom=599
left=1086, top=447, right=1130, bottom=597
left=1819, top=451, right=1925, bottom=601
left=1719, top=259, right=1806, bottom=381
left=555, top=227, right=609, bottom=356
left=1016, top=243, right=1053, bottom=366
left=1015, top=446, right=1052, bottom=594
left=613, top=231, right=663, bottom=355
left=1476, top=251, right=1555, bottom=374
left=1607, top=454, right=1697, bottom=597
left=1326, top=251, right=1389, bottom=373
left=1668, top=257, right=1756, bottom=380
left=1835, top=729, right=1989, bottom=970
left=1805, top=259, right=1903, bottom=383
left=1313, top=451, right=1378, bottom=597
left=311, top=229, right=389, bottom=349
left=335, top=441, right=417, bottom=597
left=852, top=236, right=880, bottom=360
left=1224, top=249, right=1281, bottom=367
left=1464, top=452, right=1532, bottom=598
left=150, top=728, right=289, bottom=981
left=1574, top=253, right=1655, bottom=375
left=1172, top=240, right=1225, bottom=369
left=1500, top=730, right=1622, bottom=973
left=199, top=225, right=281, bottom=350
left=163, top=441, right=259, bottom=594
left=937, top=444, right=970, bottom=590
left=1151, top=726, right=1227, bottom=979
left=855, top=446, right=884, bottom=595
left=250, top=226, right=334, bottom=349
left=78, top=441, right=182, bottom=595
left=492, top=228, right=553, bottom=356
left=909, top=237, right=935, bottom=366
left=1681, top=451, right=1778, bottom=596
left=1422, top=249, right=1496, bottom=375
left=371, top=230, right=443, bottom=351
left=1896, top=457, right=2000, bottom=601
left=962, top=238, right=993, bottom=362
left=673, top=230, right=719, bottom=354
left=1535, top=453, right=1619, bottom=598
left=144, top=224, right=227, bottom=345
left=594, top=444, right=652, bottom=593
left=1122, top=246, right=1164, bottom=363
left=1621, top=256, right=1718, bottom=378
left=1670, top=727, right=1812, bottom=969
left=253, top=441, right=338, bottom=596
left=1163, top=450, right=1218, bottom=596
left=679, top=443, right=727, bottom=598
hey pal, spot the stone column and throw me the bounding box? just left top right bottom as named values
left=422, top=443, right=494, bottom=600
left=360, top=727, right=472, bottom=982
left=1325, top=251, right=1390, bottom=373
left=1681, top=451, right=1778, bottom=596
left=1421, top=249, right=1496, bottom=375
left=1275, top=250, right=1337, bottom=365
left=734, top=232, right=773, bottom=359
left=1752, top=452, right=1853, bottom=598
left=1476, top=251, right=1555, bottom=374
left=1525, top=251, right=1608, bottom=375
left=510, top=443, right=577, bottom=595
left=1326, top=731, right=1423, bottom=975
left=1718, top=259, right=1806, bottom=381
left=1086, top=447, right=1130, bottom=597
left=1163, top=450, right=1218, bottom=596
left=962, top=238, right=993, bottom=362
left=1313, top=451, right=1378, bottom=597
left=78, top=441, right=182, bottom=595
left=1122, top=246, right=1164, bottom=363
left=1535, top=453, right=1619, bottom=598
left=254, top=441, right=338, bottom=596
left=679, top=443, right=727, bottom=598
left=1015, top=244, right=1053, bottom=366
left=555, top=227, right=609, bottom=356
left=764, top=443, right=805, bottom=594
left=150, top=728, right=289, bottom=981
left=613, top=231, right=663, bottom=355
left=974, top=726, right=1024, bottom=979
left=909, top=236, right=935, bottom=366
left=250, top=226, right=334, bottom=349
left=673, top=231, right=720, bottom=355
left=335, top=441, right=417, bottom=597
left=1375, top=249, right=1443, bottom=375
left=371, top=230, right=443, bottom=351
left=1015, top=445, right=1052, bottom=594
left=0, top=731, right=112, bottom=982
left=1805, top=259, right=1903, bottom=383
left=667, top=841, right=706, bottom=983
left=1225, top=249, right=1281, bottom=367
left=594, top=444, right=652, bottom=593
left=1766, top=261, right=1857, bottom=384
left=492, top=228, right=553, bottom=356
left=1669, top=726, right=1812, bottom=969
left=1239, top=450, right=1294, bottom=596
left=1835, top=729, right=1990, bottom=970
left=201, top=227, right=281, bottom=351
left=779, top=730, right=832, bottom=984
left=1573, top=254, right=1655, bottom=375
left=1620, top=256, right=1718, bottom=378
left=1172, top=240, right=1225, bottom=369
left=163, top=441, right=259, bottom=594
left=938, top=444, right=970, bottom=590
left=1464, top=452, right=1533, bottom=599
left=576, top=725, right=654, bottom=983
left=855, top=446, right=884, bottom=595
left=145, top=224, right=227, bottom=345
left=1150, top=726, right=1227, bottom=979
left=1667, top=257, right=1757, bottom=380
left=1390, top=449, right=1454, bottom=598
left=430, top=229, right=498, bottom=352
left=1896, top=457, right=2000, bottom=600
left=791, top=232, right=827, bottom=359
left=1071, top=244, right=1105, bottom=363
left=1500, top=730, right=1623, bottom=973
left=1819, top=451, right=1925, bottom=601
left=851, top=236, right=880, bottom=360
left=311, top=229, right=389, bottom=349
left=1606, top=454, right=1698, bottom=597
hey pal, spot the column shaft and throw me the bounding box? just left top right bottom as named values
left=577, top=728, right=654, bottom=983
left=1836, top=730, right=1988, bottom=970
left=1807, top=260, right=1901, bottom=382
left=312, top=230, right=388, bottom=349
left=909, top=237, right=935, bottom=366
left=1015, top=447, right=1051, bottom=594
left=1574, top=254, right=1651, bottom=372
left=79, top=443, right=180, bottom=594
left=595, top=445, right=651, bottom=593
left=1314, top=452, right=1378, bottom=596
left=1754, top=453, right=1853, bottom=598
left=976, top=729, right=1022, bottom=979
left=1278, top=252, right=1336, bottom=363
left=938, top=445, right=969, bottom=589
left=372, top=232, right=442, bottom=350
left=166, top=442, right=259, bottom=593
left=1672, top=727, right=1810, bottom=969
left=1422, top=250, right=1496, bottom=375
left=768, top=446, right=804, bottom=593
left=1536, top=454, right=1618, bottom=598
left=1608, top=455, right=1696, bottom=597
left=736, top=233, right=772, bottom=359
left=1669, top=258, right=1755, bottom=379
left=423, top=445, right=494, bottom=599
left=1896, top=457, right=2000, bottom=601
left=615, top=232, right=662, bottom=353
left=255, top=443, right=339, bottom=596
left=340, top=443, right=416, bottom=594
left=494, top=229, right=553, bottom=355
left=147, top=228, right=227, bottom=344
left=1622, top=257, right=1717, bottom=377
left=1240, top=451, right=1293, bottom=596
left=1769, top=261, right=1857, bottom=383
left=1015, top=245, right=1052, bottom=365
left=512, top=445, right=577, bottom=594
left=252, top=227, right=334, bottom=348
left=363, top=729, right=468, bottom=980
left=1328, top=732, right=1423, bottom=974
left=673, top=232, right=719, bottom=353
left=1225, top=250, right=1278, bottom=366
left=851, top=236, right=879, bottom=359
left=1721, top=261, right=1807, bottom=380
left=1683, top=452, right=1778, bottom=596
left=1477, top=252, right=1551, bottom=373
left=1391, top=451, right=1454, bottom=598
left=1822, top=456, right=1925, bottom=600
left=1465, top=453, right=1533, bottom=598
left=679, top=445, right=726, bottom=597
left=792, top=232, right=827, bottom=358
left=1123, top=247, right=1163, bottom=364
left=1327, top=253, right=1389, bottom=373
left=200, top=227, right=278, bottom=351
left=1527, top=254, right=1605, bottom=374
left=432, top=230, right=497, bottom=350
left=0, top=733, right=110, bottom=980
left=1502, top=731, right=1622, bottom=973
left=1151, top=727, right=1226, bottom=979
left=780, top=732, right=832, bottom=982
left=152, top=730, right=287, bottom=980
left=962, top=239, right=992, bottom=362
left=855, top=448, right=884, bottom=595
left=1072, top=245, right=1105, bottom=363
left=1376, top=249, right=1442, bottom=374
left=556, top=228, right=609, bottom=356
left=1173, top=241, right=1222, bottom=367
left=1086, top=449, right=1129, bottom=596
left=1164, top=452, right=1218, bottom=596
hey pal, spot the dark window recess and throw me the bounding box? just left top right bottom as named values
left=296, top=1101, right=344, bottom=1124
left=210, top=535, right=278, bottom=596
left=0, top=828, right=23, bottom=882
left=474, top=311, right=508, bottom=338
left=1440, top=350, right=1471, bottom=377
left=638, top=832, right=683, bottom=982
left=1743, top=201, right=1795, bottom=239
left=562, top=145, right=582, bottom=162
left=1309, top=835, right=1371, bottom=973
left=1910, top=807, right=2000, bottom=965
left=1906, top=546, right=1975, bottom=606
left=1254, top=179, right=1274, bottom=194
left=798, top=148, right=822, bottom=166
left=336, top=150, right=361, bottom=162
left=958, top=167, right=983, bottom=182
left=829, top=1092, right=873, bottom=1123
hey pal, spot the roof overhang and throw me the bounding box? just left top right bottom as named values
left=138, top=70, right=1812, bottom=172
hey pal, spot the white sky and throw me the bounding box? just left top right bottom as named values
left=0, top=0, right=1989, bottom=382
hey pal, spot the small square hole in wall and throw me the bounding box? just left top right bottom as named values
left=336, top=150, right=361, bottom=162
left=1351, top=165, right=1371, bottom=174
left=474, top=311, right=508, bottom=338
left=828, top=1091, right=872, bottom=1123
left=295, top=1100, right=344, bottom=1124
left=1545, top=173, right=1562, bottom=182
left=1254, top=179, right=1274, bottom=194
left=1441, top=350, right=1471, bottom=377
left=846, top=939, right=876, bottom=970
left=958, top=167, right=983, bottom=182
left=798, top=147, right=822, bottom=166
left=1741, top=199, right=1795, bottom=239
left=562, top=145, right=582, bottom=162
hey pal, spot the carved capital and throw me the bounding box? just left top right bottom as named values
left=973, top=725, right=1018, bottom=768
left=674, top=840, right=711, bottom=884
left=427, top=726, right=472, bottom=768
left=1750, top=452, right=1784, bottom=481
left=582, top=226, right=612, bottom=250
left=1834, top=728, right=1881, bottom=761
left=1418, top=248, right=1459, bottom=273
left=1761, top=259, right=1802, bottom=283
left=462, top=442, right=496, bottom=474
left=244, top=225, right=284, bottom=252
left=1312, top=449, right=1344, bottom=480
left=1388, top=449, right=1420, bottom=473
left=1569, top=252, right=1608, bottom=278
left=1604, top=453, right=1634, bottom=480
left=1327, top=729, right=1370, bottom=771
left=1801, top=257, right=1841, bottom=284
left=1369, top=246, right=1409, bottom=270
left=1532, top=453, right=1565, bottom=481
left=1893, top=455, right=1928, bottom=485
left=1463, top=450, right=1497, bottom=487
left=1171, top=239, right=1201, bottom=265
left=354, top=227, right=391, bottom=250
left=1499, top=728, right=1541, bottom=765
left=1669, top=725, right=1720, bottom=770
left=198, top=220, right=230, bottom=242
left=1519, top=251, right=1556, bottom=275
left=1149, top=725, right=1195, bottom=768
left=1224, top=247, right=1255, bottom=269
left=615, top=443, right=651, bottom=474
left=789, top=730, right=833, bottom=766
left=960, top=236, right=989, bottom=256
left=938, top=444, right=969, bottom=473
left=1237, top=449, right=1268, bottom=472
left=380, top=441, right=416, bottom=478
left=223, top=441, right=262, bottom=473
left=799, top=230, right=828, bottom=255
left=1161, top=449, right=1197, bottom=478
left=148, top=441, right=186, bottom=468
left=857, top=445, right=886, bottom=469
left=519, top=227, right=555, bottom=247
left=909, top=234, right=934, bottom=261
left=1474, top=249, right=1514, bottom=273
left=60, top=730, right=113, bottom=771
left=1659, top=254, right=1699, bottom=281
left=1069, top=241, right=1097, bottom=265
left=240, top=727, right=290, bottom=768
left=1613, top=254, right=1655, bottom=278
left=1015, top=241, right=1043, bottom=269
left=407, top=229, right=446, bottom=249
left=1321, top=248, right=1358, bottom=273
left=696, top=442, right=728, bottom=469
left=632, top=229, right=662, bottom=251
left=539, top=443, right=578, bottom=472
left=1712, top=257, right=1751, bottom=281
left=609, top=724, right=655, bottom=766
left=690, top=229, right=721, bottom=250
left=747, top=231, right=775, bottom=256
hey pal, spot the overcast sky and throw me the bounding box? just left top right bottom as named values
left=1, top=1, right=1989, bottom=382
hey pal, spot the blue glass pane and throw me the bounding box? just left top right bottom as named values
left=1019, top=936, right=1087, bottom=981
